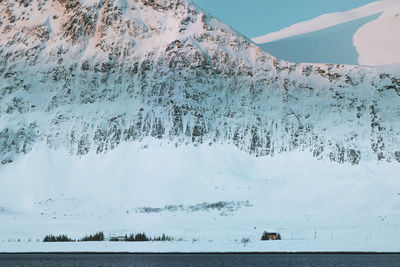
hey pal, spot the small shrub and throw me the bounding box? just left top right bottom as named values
left=43, top=234, right=74, bottom=242
left=276, top=233, right=281, bottom=240
left=80, top=232, right=104, bottom=242
left=241, top=237, right=250, bottom=246
left=109, top=237, right=120, bottom=242
left=261, top=231, right=270, bottom=241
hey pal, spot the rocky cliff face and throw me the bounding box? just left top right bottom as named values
left=1, top=0, right=400, bottom=165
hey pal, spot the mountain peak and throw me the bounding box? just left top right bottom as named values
left=0, top=0, right=261, bottom=63
left=1, top=0, right=400, bottom=168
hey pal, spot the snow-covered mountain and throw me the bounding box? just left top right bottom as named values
left=253, top=0, right=400, bottom=66
left=1, top=0, right=400, bottom=251
left=1, top=0, right=399, bottom=167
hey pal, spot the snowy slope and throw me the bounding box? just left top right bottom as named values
left=2, top=142, right=400, bottom=252
left=253, top=0, right=400, bottom=66
left=255, top=14, right=380, bottom=65
left=1, top=0, right=400, bottom=252
left=354, top=4, right=400, bottom=66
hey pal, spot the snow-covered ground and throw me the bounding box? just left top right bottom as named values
left=252, top=0, right=400, bottom=66
left=1, top=0, right=400, bottom=253
left=2, top=239, right=400, bottom=253
left=1, top=140, right=400, bottom=252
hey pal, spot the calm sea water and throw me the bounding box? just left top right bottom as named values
left=1, top=253, right=400, bottom=267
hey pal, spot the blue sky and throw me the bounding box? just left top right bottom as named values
left=192, top=0, right=377, bottom=38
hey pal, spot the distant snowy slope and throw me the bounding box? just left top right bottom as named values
left=255, top=14, right=380, bottom=65
left=253, top=0, right=400, bottom=66
left=354, top=4, right=400, bottom=66
left=252, top=1, right=391, bottom=44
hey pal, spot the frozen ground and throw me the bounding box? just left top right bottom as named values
left=2, top=239, right=400, bottom=253
left=1, top=141, right=400, bottom=252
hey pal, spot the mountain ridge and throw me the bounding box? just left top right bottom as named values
left=1, top=0, right=400, bottom=167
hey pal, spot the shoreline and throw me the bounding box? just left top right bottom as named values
left=1, top=252, right=400, bottom=254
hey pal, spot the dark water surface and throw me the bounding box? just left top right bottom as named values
left=1, top=253, right=400, bottom=267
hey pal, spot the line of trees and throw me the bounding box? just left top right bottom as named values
left=110, top=233, right=174, bottom=242
left=80, top=232, right=104, bottom=241
left=43, top=232, right=174, bottom=242
left=43, top=234, right=74, bottom=242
